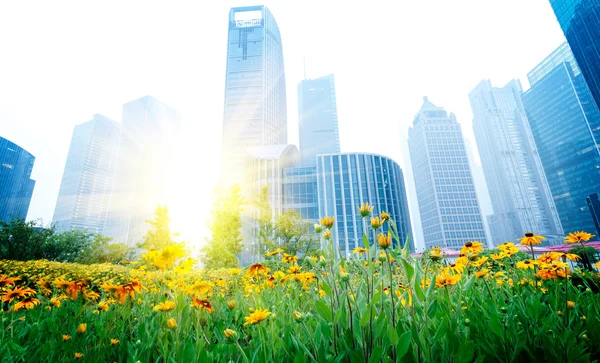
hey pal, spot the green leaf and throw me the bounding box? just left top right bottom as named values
left=315, top=299, right=332, bottom=321
left=388, top=324, right=399, bottom=345
left=488, top=319, right=504, bottom=339
left=368, top=346, right=384, bottom=363
left=456, top=340, right=474, bottom=363
left=414, top=272, right=426, bottom=301
left=360, top=309, right=371, bottom=327
left=401, top=258, right=415, bottom=282
left=362, top=234, right=370, bottom=249
left=321, top=282, right=332, bottom=297
left=397, top=330, right=412, bottom=359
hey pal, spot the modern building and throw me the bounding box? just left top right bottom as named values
left=104, top=96, right=182, bottom=245
left=548, top=0, right=600, bottom=109
left=469, top=80, right=563, bottom=245
left=52, top=115, right=120, bottom=234
left=316, top=153, right=413, bottom=256
left=0, top=136, right=35, bottom=223
left=586, top=193, right=600, bottom=237
left=221, top=5, right=287, bottom=186
left=298, top=74, right=340, bottom=166
left=523, top=43, right=600, bottom=235
left=408, top=97, right=487, bottom=250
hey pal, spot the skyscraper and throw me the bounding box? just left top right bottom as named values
left=52, top=115, right=120, bottom=234
left=0, top=136, right=35, bottom=223
left=548, top=0, right=600, bottom=109
left=298, top=74, right=340, bottom=166
left=316, top=153, right=413, bottom=255
left=469, top=80, right=563, bottom=245
left=221, top=6, right=287, bottom=186
left=104, top=96, right=182, bottom=245
left=408, top=97, right=487, bottom=249
left=523, top=43, right=600, bottom=235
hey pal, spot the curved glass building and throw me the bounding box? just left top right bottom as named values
left=221, top=5, right=287, bottom=186
left=0, top=136, right=36, bottom=222
left=316, top=153, right=413, bottom=255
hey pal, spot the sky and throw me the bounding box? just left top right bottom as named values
left=0, top=0, right=565, bottom=251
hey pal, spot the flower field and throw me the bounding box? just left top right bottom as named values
left=2, top=221, right=600, bottom=362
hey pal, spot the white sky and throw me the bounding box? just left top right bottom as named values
left=0, top=0, right=565, bottom=251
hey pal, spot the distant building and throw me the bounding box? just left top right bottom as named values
left=221, top=6, right=287, bottom=186
left=522, top=43, right=600, bottom=235
left=104, top=96, right=182, bottom=245
left=469, top=80, right=563, bottom=245
left=586, top=193, right=600, bottom=237
left=52, top=115, right=120, bottom=234
left=408, top=97, right=487, bottom=249
left=298, top=74, right=340, bottom=166
left=316, top=153, right=413, bottom=255
left=0, top=136, right=35, bottom=223
left=548, top=0, right=600, bottom=109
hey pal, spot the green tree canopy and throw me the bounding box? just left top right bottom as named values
left=139, top=205, right=180, bottom=250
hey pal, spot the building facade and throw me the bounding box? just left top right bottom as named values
left=104, top=96, right=182, bottom=245
left=548, top=0, right=600, bottom=109
left=316, top=153, right=413, bottom=256
left=408, top=97, right=487, bottom=249
left=523, top=43, right=600, bottom=235
left=0, top=136, right=35, bottom=223
left=298, top=74, right=340, bottom=166
left=221, top=6, right=287, bottom=186
left=586, top=193, right=600, bottom=237
left=469, top=80, right=563, bottom=245
left=52, top=115, right=120, bottom=234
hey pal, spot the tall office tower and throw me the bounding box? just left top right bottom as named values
left=408, top=97, right=487, bottom=250
left=523, top=43, right=600, bottom=235
left=0, top=136, right=35, bottom=223
left=297, top=74, right=340, bottom=166
left=52, top=115, right=120, bottom=234
left=104, top=96, right=182, bottom=245
left=469, top=80, right=563, bottom=245
left=221, top=6, right=287, bottom=186
left=548, top=0, right=600, bottom=109
left=586, top=193, right=600, bottom=236
left=316, top=153, right=413, bottom=255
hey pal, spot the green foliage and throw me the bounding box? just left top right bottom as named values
left=0, top=216, right=55, bottom=260
left=569, top=245, right=599, bottom=270
left=138, top=205, right=180, bottom=250
left=201, top=185, right=244, bottom=269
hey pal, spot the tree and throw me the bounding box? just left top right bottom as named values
left=254, top=186, right=276, bottom=255
left=273, top=210, right=319, bottom=257
left=0, top=217, right=55, bottom=261
left=201, top=185, right=244, bottom=269
left=138, top=205, right=180, bottom=250
left=76, top=235, right=132, bottom=265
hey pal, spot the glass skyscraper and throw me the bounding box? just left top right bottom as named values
left=408, top=97, right=487, bottom=249
left=298, top=74, right=340, bottom=166
left=0, top=136, right=35, bottom=223
left=522, top=43, right=600, bottom=235
left=548, top=0, right=600, bottom=109
left=53, top=115, right=120, bottom=234
left=104, top=96, right=182, bottom=245
left=221, top=6, right=287, bottom=185
left=316, top=153, right=413, bottom=255
left=470, top=80, right=563, bottom=245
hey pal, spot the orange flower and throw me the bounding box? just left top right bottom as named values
left=77, top=323, right=87, bottom=334
left=319, top=216, right=335, bottom=229
left=2, top=287, right=36, bottom=303
left=62, top=335, right=71, bottom=341
left=191, top=297, right=214, bottom=313
left=518, top=232, right=545, bottom=246
left=435, top=273, right=461, bottom=287
left=0, top=275, right=20, bottom=288
left=13, top=297, right=41, bottom=311
left=111, top=338, right=120, bottom=345
left=75, top=352, right=83, bottom=359
left=167, top=318, right=177, bottom=329
left=564, top=231, right=595, bottom=243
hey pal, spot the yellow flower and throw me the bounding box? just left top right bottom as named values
left=0, top=275, right=20, bottom=288
left=358, top=202, right=374, bottom=218
left=49, top=297, right=62, bottom=308
left=62, top=335, right=71, bottom=341
left=322, top=230, right=332, bottom=240
left=516, top=260, right=539, bottom=270
left=282, top=254, right=298, bottom=264
left=370, top=217, right=383, bottom=230
left=594, top=261, right=600, bottom=269
left=471, top=256, right=488, bottom=267
left=111, top=338, right=119, bottom=345
left=246, top=263, right=270, bottom=279
left=490, top=253, right=506, bottom=261
left=265, top=248, right=284, bottom=257
left=564, top=231, right=595, bottom=243
left=435, top=273, right=461, bottom=287
left=288, top=265, right=301, bottom=274
left=446, top=261, right=466, bottom=274
left=318, top=289, right=326, bottom=297
left=77, top=323, right=87, bottom=334
left=293, top=311, right=303, bottom=321
left=319, top=216, right=335, bottom=229
left=475, top=269, right=489, bottom=279
left=224, top=328, right=237, bottom=340
left=227, top=300, right=236, bottom=310
left=13, top=297, right=41, bottom=311
left=153, top=301, right=176, bottom=312
left=518, top=232, right=546, bottom=246
left=377, top=231, right=391, bottom=249
left=460, top=241, right=484, bottom=255
left=429, top=247, right=442, bottom=261
left=380, top=211, right=390, bottom=222
left=75, top=352, right=83, bottom=359
left=2, top=287, right=36, bottom=303
left=229, top=268, right=242, bottom=275
left=167, top=318, right=177, bottom=329
left=353, top=247, right=368, bottom=256
left=567, top=301, right=575, bottom=308
left=244, top=309, right=272, bottom=326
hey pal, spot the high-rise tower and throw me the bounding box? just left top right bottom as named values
left=469, top=80, right=563, bottom=245
left=298, top=74, right=340, bottom=166
left=408, top=97, right=487, bottom=249
left=221, top=6, right=287, bottom=185
left=53, top=115, right=120, bottom=234
left=0, top=136, right=35, bottom=223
